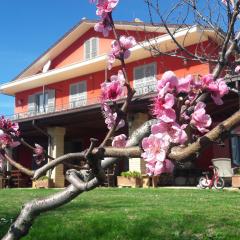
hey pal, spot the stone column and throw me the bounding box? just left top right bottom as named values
left=128, top=113, right=149, bottom=174
left=47, top=127, right=66, bottom=188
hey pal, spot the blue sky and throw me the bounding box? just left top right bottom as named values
left=0, top=0, right=225, bottom=116
left=0, top=0, right=160, bottom=116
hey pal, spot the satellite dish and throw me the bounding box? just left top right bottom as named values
left=42, top=60, right=51, bottom=73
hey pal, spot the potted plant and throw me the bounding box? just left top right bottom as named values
left=117, top=171, right=142, bottom=188
left=32, top=176, right=54, bottom=189
left=232, top=168, right=240, bottom=188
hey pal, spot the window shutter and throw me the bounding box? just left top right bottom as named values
left=134, top=67, right=144, bottom=95
left=78, top=81, right=87, bottom=106
left=145, top=63, right=157, bottom=92
left=85, top=40, right=91, bottom=60
left=91, top=38, right=97, bottom=58
left=28, top=94, right=36, bottom=116
left=47, top=90, right=55, bottom=112
left=145, top=64, right=156, bottom=80
left=69, top=81, right=87, bottom=108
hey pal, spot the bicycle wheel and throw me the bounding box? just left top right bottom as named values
left=198, top=177, right=208, bottom=189
left=214, top=177, right=225, bottom=189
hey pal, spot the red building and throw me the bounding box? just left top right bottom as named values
left=0, top=20, right=238, bottom=187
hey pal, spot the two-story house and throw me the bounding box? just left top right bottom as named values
left=0, top=20, right=239, bottom=187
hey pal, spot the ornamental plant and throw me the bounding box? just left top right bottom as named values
left=1, top=1, right=240, bottom=239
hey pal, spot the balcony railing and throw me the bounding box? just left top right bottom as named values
left=7, top=83, right=157, bottom=121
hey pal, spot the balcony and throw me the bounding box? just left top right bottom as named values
left=7, top=83, right=157, bottom=121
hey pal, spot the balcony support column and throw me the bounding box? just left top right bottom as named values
left=128, top=113, right=149, bottom=174
left=47, top=127, right=66, bottom=188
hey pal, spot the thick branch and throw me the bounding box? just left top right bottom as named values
left=169, top=110, right=240, bottom=161
left=4, top=154, right=34, bottom=177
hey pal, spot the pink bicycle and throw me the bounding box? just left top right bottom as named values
left=199, top=165, right=225, bottom=189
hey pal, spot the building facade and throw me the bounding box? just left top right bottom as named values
left=0, top=20, right=238, bottom=187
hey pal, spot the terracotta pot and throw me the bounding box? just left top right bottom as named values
left=232, top=175, right=240, bottom=188
left=32, top=179, right=54, bottom=189
left=117, top=176, right=142, bottom=188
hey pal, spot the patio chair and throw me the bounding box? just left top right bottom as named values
left=211, top=158, right=240, bottom=185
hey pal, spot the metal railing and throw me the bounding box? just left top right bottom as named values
left=8, top=84, right=157, bottom=121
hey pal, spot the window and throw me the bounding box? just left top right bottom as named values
left=36, top=92, right=48, bottom=113
left=231, top=133, right=240, bottom=166
left=28, top=89, right=55, bottom=116
left=69, top=81, right=87, bottom=108
left=84, top=38, right=98, bottom=60
left=133, top=62, right=157, bottom=95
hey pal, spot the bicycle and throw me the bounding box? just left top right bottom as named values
left=198, top=165, right=225, bottom=189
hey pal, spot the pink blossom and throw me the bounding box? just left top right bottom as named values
left=96, top=0, right=119, bottom=17
left=107, top=53, right=116, bottom=70
left=207, top=78, right=229, bottom=105
left=151, top=122, right=187, bottom=144
left=110, top=70, right=126, bottom=86
left=142, top=135, right=167, bottom=163
left=94, top=19, right=112, bottom=37
left=177, top=75, right=192, bottom=93
left=101, top=79, right=123, bottom=101
left=0, top=116, right=20, bottom=137
left=201, top=74, right=214, bottom=87
left=0, top=130, right=20, bottom=149
left=157, top=71, right=178, bottom=92
left=152, top=94, right=176, bottom=122
left=107, top=36, right=136, bottom=69
left=119, top=35, right=137, bottom=49
left=201, top=74, right=229, bottom=105
left=101, top=103, right=125, bottom=130
left=154, top=159, right=175, bottom=175
left=191, top=102, right=212, bottom=133
left=34, top=144, right=44, bottom=156
left=141, top=134, right=170, bottom=176
left=235, top=65, right=240, bottom=74
left=141, top=133, right=174, bottom=175
left=112, top=134, right=127, bottom=147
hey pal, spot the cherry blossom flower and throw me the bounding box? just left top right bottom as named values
left=0, top=116, right=20, bottom=137
left=34, top=144, right=44, bottom=156
left=33, top=144, right=45, bottom=165
left=119, top=35, right=137, bottom=50
left=96, top=0, right=119, bottom=17
left=152, top=93, right=176, bottom=122
left=94, top=18, right=112, bottom=37
left=112, top=134, right=127, bottom=147
left=157, top=71, right=178, bottom=92
left=110, top=70, right=125, bottom=85
left=0, top=130, right=20, bottom=149
left=141, top=134, right=174, bottom=176
left=177, top=75, right=192, bottom=93
left=201, top=74, right=229, bottom=105
left=151, top=122, right=188, bottom=145
left=107, top=36, right=136, bottom=69
left=207, top=78, right=229, bottom=105
left=235, top=65, right=240, bottom=74
left=101, top=103, right=125, bottom=130
left=191, top=102, right=212, bottom=133
left=101, top=80, right=123, bottom=101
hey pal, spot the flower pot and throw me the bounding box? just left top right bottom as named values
left=0, top=176, right=4, bottom=189
left=117, top=176, right=142, bottom=188
left=232, top=175, right=240, bottom=188
left=32, top=179, right=54, bottom=189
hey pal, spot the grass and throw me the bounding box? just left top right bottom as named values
left=0, top=188, right=240, bottom=240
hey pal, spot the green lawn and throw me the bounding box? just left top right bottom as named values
left=0, top=188, right=240, bottom=240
